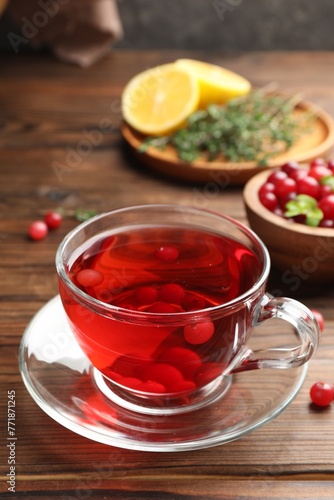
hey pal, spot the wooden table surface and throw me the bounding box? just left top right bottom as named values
left=1, top=51, right=334, bottom=499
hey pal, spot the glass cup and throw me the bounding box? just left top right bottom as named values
left=56, top=204, right=319, bottom=415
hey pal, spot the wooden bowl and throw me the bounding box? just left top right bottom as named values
left=243, top=169, right=334, bottom=284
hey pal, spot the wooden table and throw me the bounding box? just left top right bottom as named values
left=1, top=51, right=334, bottom=499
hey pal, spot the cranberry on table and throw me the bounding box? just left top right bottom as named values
left=310, top=382, right=334, bottom=407
left=28, top=220, right=48, bottom=241
left=29, top=209, right=63, bottom=241
left=310, top=308, right=325, bottom=332
left=44, top=210, right=63, bottom=229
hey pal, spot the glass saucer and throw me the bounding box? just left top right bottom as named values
left=19, top=296, right=308, bottom=452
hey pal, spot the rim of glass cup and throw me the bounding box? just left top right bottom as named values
left=55, top=204, right=270, bottom=321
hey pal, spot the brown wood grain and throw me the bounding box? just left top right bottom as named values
left=0, top=51, right=334, bottom=499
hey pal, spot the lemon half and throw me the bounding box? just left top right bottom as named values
left=175, top=58, right=251, bottom=108
left=121, top=63, right=200, bottom=136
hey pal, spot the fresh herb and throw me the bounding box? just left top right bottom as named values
left=55, top=207, right=98, bottom=222
left=285, top=194, right=323, bottom=227
left=74, top=208, right=98, bottom=222
left=320, top=175, right=334, bottom=190
left=140, top=91, right=313, bottom=165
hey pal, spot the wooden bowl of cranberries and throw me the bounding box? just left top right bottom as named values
left=243, top=158, right=334, bottom=284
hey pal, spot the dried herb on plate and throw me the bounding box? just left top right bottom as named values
left=139, top=91, right=313, bottom=165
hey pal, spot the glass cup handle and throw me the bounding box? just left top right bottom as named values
left=232, top=294, right=320, bottom=373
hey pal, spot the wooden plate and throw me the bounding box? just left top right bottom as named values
left=122, top=99, right=334, bottom=185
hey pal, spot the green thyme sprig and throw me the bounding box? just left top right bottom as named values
left=56, top=207, right=98, bottom=222
left=139, top=91, right=314, bottom=165
left=74, top=208, right=98, bottom=222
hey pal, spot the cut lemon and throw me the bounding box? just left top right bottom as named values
left=175, top=59, right=251, bottom=108
left=121, top=63, right=200, bottom=136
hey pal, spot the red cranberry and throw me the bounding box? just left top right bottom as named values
left=326, top=159, right=334, bottom=172
left=310, top=382, right=334, bottom=407
left=28, top=220, right=48, bottom=241
left=259, top=182, right=275, bottom=196
left=319, top=184, right=333, bottom=199
left=142, top=363, right=184, bottom=391
left=76, top=269, right=104, bottom=287
left=135, top=286, right=159, bottom=305
left=275, top=177, right=297, bottom=199
left=319, top=219, right=334, bottom=228
left=146, top=302, right=178, bottom=313
left=267, top=170, right=288, bottom=185
left=183, top=321, right=215, bottom=345
left=259, top=191, right=279, bottom=212
left=136, top=381, right=166, bottom=393
left=159, top=283, right=185, bottom=304
left=310, top=308, right=325, bottom=332
left=155, top=246, right=179, bottom=262
left=308, top=165, right=332, bottom=181
left=318, top=194, right=334, bottom=220
left=289, top=168, right=308, bottom=182
left=296, top=176, right=321, bottom=199
left=281, top=161, right=300, bottom=176
left=310, top=158, right=327, bottom=168
left=44, top=210, right=63, bottom=229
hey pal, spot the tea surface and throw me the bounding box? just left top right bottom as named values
left=63, top=226, right=262, bottom=395
left=69, top=226, right=261, bottom=312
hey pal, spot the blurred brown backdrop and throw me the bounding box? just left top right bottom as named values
left=1, top=0, right=334, bottom=55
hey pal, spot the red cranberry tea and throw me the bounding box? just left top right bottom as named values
left=60, top=226, right=262, bottom=395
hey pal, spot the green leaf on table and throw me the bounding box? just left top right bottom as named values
left=74, top=209, right=98, bottom=222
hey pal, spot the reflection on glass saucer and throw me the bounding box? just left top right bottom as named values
left=19, top=296, right=308, bottom=452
